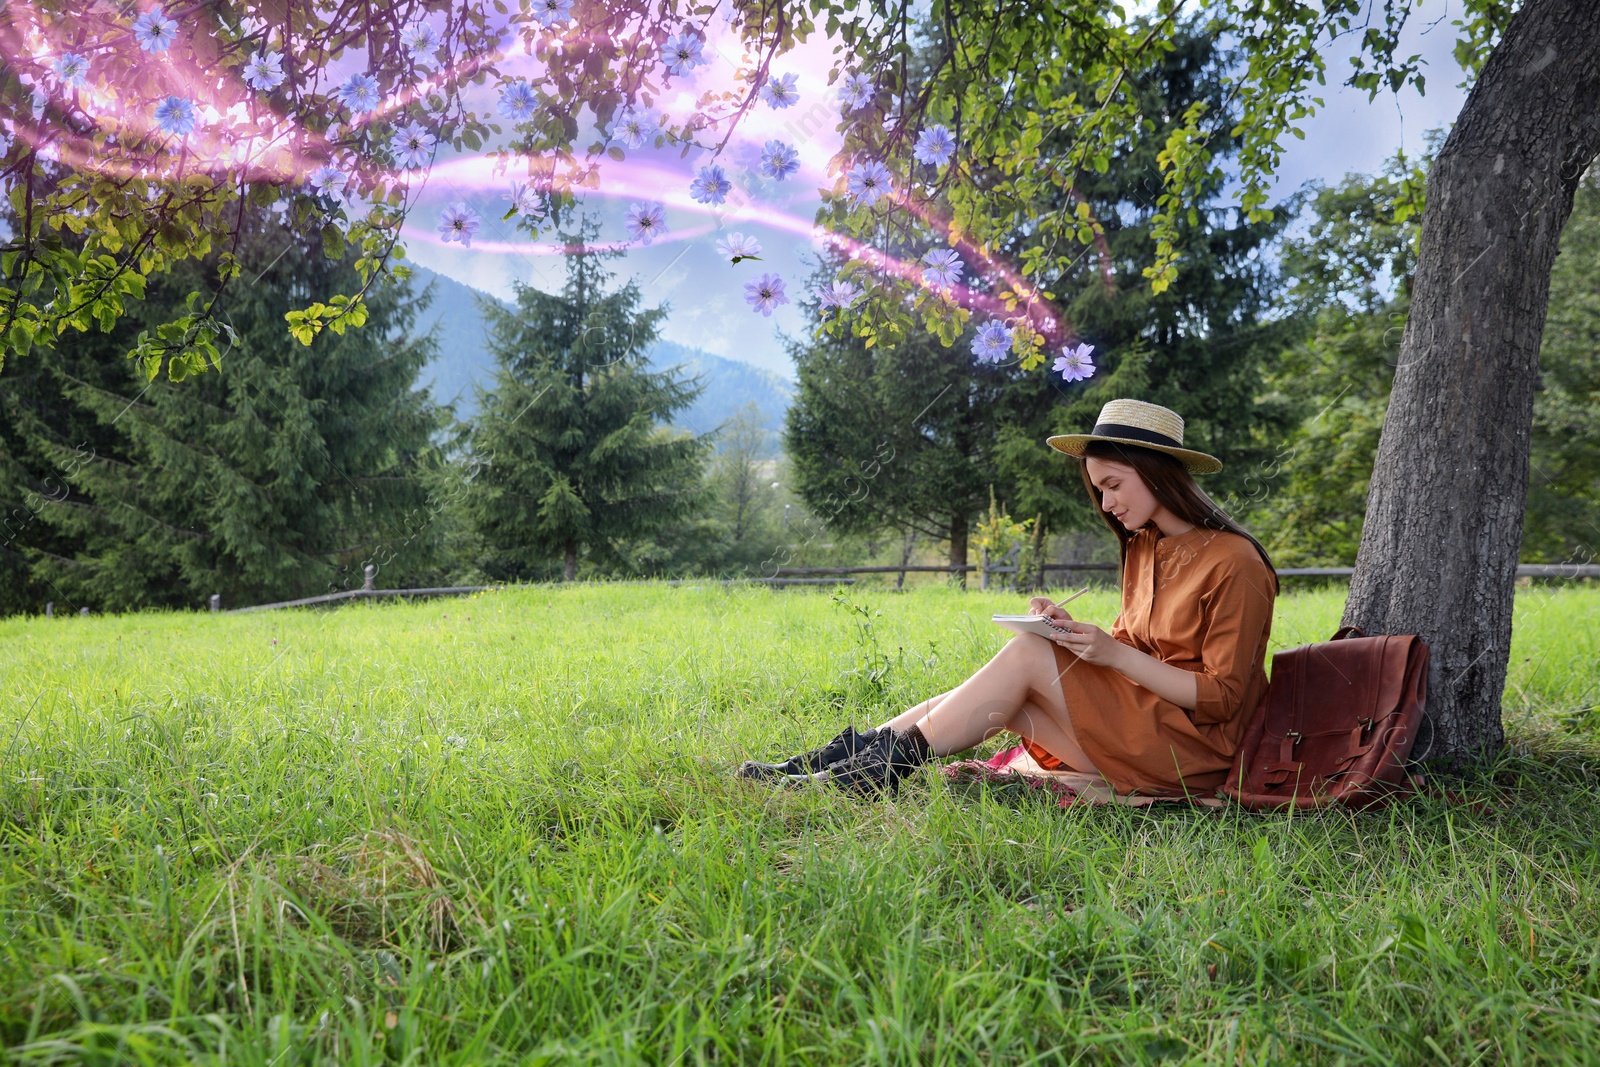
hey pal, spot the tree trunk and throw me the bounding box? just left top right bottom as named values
left=949, top=511, right=968, bottom=589
left=563, top=542, right=577, bottom=582
left=897, top=529, right=917, bottom=590
left=1342, top=0, right=1600, bottom=768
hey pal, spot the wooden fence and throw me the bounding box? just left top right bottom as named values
left=42, top=559, right=1599, bottom=616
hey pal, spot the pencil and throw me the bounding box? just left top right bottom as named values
left=1056, top=585, right=1091, bottom=608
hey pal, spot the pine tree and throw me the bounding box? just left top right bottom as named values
left=0, top=208, right=448, bottom=612
left=462, top=220, right=710, bottom=582
left=786, top=24, right=1288, bottom=579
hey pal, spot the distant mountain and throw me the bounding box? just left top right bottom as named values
left=406, top=265, right=793, bottom=457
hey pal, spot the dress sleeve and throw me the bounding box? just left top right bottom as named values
left=1189, top=553, right=1276, bottom=725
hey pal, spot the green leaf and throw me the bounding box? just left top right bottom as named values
left=322, top=223, right=346, bottom=261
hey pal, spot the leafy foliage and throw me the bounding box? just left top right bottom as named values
left=0, top=0, right=1508, bottom=388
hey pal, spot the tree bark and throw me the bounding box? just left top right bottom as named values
left=563, top=542, right=577, bottom=582
left=949, top=511, right=968, bottom=588
left=1343, top=0, right=1600, bottom=768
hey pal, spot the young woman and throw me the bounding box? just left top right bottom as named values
left=736, top=398, right=1278, bottom=801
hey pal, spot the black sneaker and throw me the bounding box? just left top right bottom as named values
left=791, top=728, right=928, bottom=797
left=735, top=725, right=880, bottom=781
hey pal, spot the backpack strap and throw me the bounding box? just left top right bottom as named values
left=1332, top=625, right=1365, bottom=641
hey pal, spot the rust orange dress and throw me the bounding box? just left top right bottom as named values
left=1028, top=524, right=1278, bottom=797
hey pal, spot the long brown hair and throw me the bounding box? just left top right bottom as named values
left=1077, top=440, right=1276, bottom=582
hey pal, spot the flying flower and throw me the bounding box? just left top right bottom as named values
left=152, top=95, right=196, bottom=136
left=390, top=121, right=434, bottom=169
left=400, top=22, right=438, bottom=58
left=663, top=33, right=705, bottom=76
left=744, top=272, right=789, bottom=316
left=921, top=248, right=964, bottom=288
left=715, top=232, right=762, bottom=264
left=847, top=161, right=892, bottom=206
left=759, top=140, right=799, bottom=181
left=335, top=73, right=382, bottom=113
left=132, top=7, right=178, bottom=53
left=838, top=72, right=873, bottom=112
left=502, top=182, right=546, bottom=221
left=53, top=53, right=90, bottom=88
left=498, top=80, right=537, bottom=122
left=308, top=165, right=348, bottom=198
left=608, top=107, right=658, bottom=150
left=816, top=279, right=862, bottom=311
left=1053, top=342, right=1096, bottom=382
left=532, top=0, right=573, bottom=29
left=913, top=124, right=957, bottom=167
left=759, top=72, right=799, bottom=109
left=970, top=320, right=1013, bottom=364
left=437, top=202, right=481, bottom=247
left=689, top=164, right=732, bottom=206
left=625, top=202, right=667, bottom=244
left=242, top=51, right=285, bottom=91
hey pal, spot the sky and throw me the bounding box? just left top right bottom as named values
left=399, top=5, right=1472, bottom=382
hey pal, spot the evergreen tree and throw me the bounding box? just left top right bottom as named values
left=787, top=25, right=1292, bottom=578
left=462, top=220, right=710, bottom=582
left=990, top=25, right=1300, bottom=536
left=0, top=208, right=448, bottom=613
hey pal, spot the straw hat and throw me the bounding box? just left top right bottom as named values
left=1046, top=399, right=1222, bottom=475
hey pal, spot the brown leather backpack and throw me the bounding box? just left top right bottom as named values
left=1223, top=626, right=1431, bottom=810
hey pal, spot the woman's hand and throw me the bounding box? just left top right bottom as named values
left=1028, top=596, right=1072, bottom=625
left=1049, top=620, right=1124, bottom=667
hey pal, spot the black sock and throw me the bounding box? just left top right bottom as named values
left=893, top=723, right=932, bottom=765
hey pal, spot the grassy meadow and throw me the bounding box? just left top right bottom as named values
left=1, top=581, right=1599, bottom=1065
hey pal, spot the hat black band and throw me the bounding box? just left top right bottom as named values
left=1090, top=422, right=1183, bottom=450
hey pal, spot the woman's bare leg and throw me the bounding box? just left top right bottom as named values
left=877, top=688, right=956, bottom=735
left=874, top=634, right=1099, bottom=771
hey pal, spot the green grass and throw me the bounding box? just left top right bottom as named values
left=1, top=582, right=1598, bottom=1065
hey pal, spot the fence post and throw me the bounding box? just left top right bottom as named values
left=210, top=593, right=221, bottom=613
left=45, top=601, right=53, bottom=618
left=980, top=546, right=990, bottom=591
left=363, top=564, right=377, bottom=592
left=79, top=606, right=89, bottom=617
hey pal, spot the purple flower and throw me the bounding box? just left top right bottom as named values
left=744, top=272, right=789, bottom=316
left=758, top=72, right=799, bottom=110
left=970, top=320, right=1012, bottom=364
left=625, top=202, right=667, bottom=244
left=242, top=51, right=285, bottom=92
left=920, top=248, right=964, bottom=288
left=308, top=165, right=348, bottom=198
left=846, top=161, right=892, bottom=206
left=913, top=125, right=957, bottom=167
left=689, top=164, right=732, bottom=206
left=503, top=181, right=546, bottom=221
left=438, top=202, right=481, bottom=246
left=335, top=73, right=382, bottom=113
left=152, top=95, right=196, bottom=136
left=1053, top=343, right=1096, bottom=382
left=716, top=233, right=762, bottom=264
left=609, top=107, right=658, bottom=150
left=816, top=279, right=862, bottom=311
left=400, top=23, right=438, bottom=58
left=498, top=80, right=537, bottom=122
left=663, top=33, right=706, bottom=76
left=132, top=7, right=178, bottom=53
left=838, top=72, right=873, bottom=112
left=390, top=121, right=435, bottom=169
left=532, top=0, right=573, bottom=29
left=759, top=140, right=799, bottom=181
left=53, top=53, right=90, bottom=88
